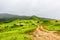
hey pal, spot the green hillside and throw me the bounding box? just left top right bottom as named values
left=0, top=14, right=60, bottom=40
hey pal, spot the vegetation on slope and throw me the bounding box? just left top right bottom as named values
left=0, top=14, right=60, bottom=40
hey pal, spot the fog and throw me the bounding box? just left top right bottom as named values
left=0, top=0, right=60, bottom=19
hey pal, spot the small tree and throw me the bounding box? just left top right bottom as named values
left=11, top=24, right=18, bottom=28
left=20, top=24, right=24, bottom=26
left=56, top=20, right=58, bottom=22
left=37, top=21, right=39, bottom=23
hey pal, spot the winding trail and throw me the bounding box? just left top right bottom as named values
left=29, top=23, right=60, bottom=40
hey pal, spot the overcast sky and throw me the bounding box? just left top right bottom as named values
left=0, top=0, right=60, bottom=19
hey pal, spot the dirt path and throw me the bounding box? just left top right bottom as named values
left=29, top=25, right=60, bottom=40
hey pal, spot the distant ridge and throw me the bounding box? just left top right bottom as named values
left=0, top=13, right=56, bottom=20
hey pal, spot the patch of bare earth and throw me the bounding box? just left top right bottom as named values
left=29, top=25, right=60, bottom=40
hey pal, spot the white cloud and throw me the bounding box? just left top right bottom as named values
left=0, top=0, right=60, bottom=19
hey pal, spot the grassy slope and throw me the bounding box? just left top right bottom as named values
left=0, top=15, right=60, bottom=40
left=43, top=20, right=60, bottom=31
left=0, top=19, right=38, bottom=40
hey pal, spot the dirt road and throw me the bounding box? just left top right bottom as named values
left=30, top=25, right=60, bottom=40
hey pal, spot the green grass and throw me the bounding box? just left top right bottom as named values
left=0, top=19, right=60, bottom=40
left=41, top=20, right=60, bottom=31
left=0, top=19, right=37, bottom=40
left=0, top=33, right=31, bottom=40
left=45, top=25, right=60, bottom=31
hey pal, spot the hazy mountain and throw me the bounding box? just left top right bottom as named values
left=0, top=13, right=54, bottom=20
left=0, top=13, right=18, bottom=18
left=0, top=13, right=30, bottom=23
left=0, top=13, right=56, bottom=23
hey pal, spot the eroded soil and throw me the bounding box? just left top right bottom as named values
left=29, top=25, right=60, bottom=40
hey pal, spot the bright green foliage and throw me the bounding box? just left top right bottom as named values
left=0, top=20, right=37, bottom=40
left=45, top=24, right=60, bottom=31
left=0, top=17, right=60, bottom=40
